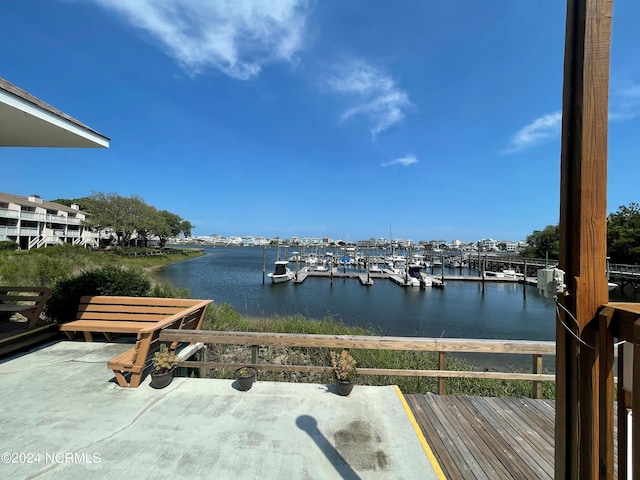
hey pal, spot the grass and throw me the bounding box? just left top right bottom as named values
left=0, top=244, right=204, bottom=287
left=202, top=303, right=557, bottom=398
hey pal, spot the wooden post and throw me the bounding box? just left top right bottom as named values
left=533, top=354, right=543, bottom=399
left=438, top=352, right=446, bottom=395
left=262, top=245, right=266, bottom=285
left=556, top=1, right=613, bottom=479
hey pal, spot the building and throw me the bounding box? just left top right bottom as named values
left=0, top=192, right=99, bottom=249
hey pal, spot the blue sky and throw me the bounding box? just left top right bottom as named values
left=2, top=1, right=639, bottom=243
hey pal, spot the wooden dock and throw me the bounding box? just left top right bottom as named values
left=406, top=394, right=556, bottom=479
left=292, top=267, right=537, bottom=288
left=405, top=394, right=618, bottom=479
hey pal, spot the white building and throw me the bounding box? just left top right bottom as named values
left=480, top=238, right=500, bottom=252
left=0, top=192, right=99, bottom=249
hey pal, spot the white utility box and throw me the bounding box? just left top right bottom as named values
left=537, top=267, right=566, bottom=298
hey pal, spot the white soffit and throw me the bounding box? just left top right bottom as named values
left=0, top=82, right=110, bottom=148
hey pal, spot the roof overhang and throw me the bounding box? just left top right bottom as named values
left=0, top=78, right=110, bottom=148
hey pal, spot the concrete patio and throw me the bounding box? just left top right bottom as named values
left=0, top=341, right=443, bottom=479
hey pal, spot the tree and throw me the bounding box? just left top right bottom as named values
left=154, top=210, right=184, bottom=247
left=86, top=193, right=154, bottom=247
left=607, top=202, right=640, bottom=264
left=53, top=193, right=193, bottom=248
left=520, top=225, right=559, bottom=259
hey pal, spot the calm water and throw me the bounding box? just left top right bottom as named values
left=153, top=246, right=557, bottom=342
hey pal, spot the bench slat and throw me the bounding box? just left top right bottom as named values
left=78, top=304, right=188, bottom=315
left=60, top=320, right=148, bottom=333
left=75, top=312, right=165, bottom=322
left=79, top=295, right=205, bottom=307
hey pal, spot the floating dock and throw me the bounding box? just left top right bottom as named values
left=291, top=267, right=537, bottom=289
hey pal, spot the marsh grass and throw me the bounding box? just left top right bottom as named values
left=202, top=303, right=556, bottom=398
left=0, top=244, right=204, bottom=287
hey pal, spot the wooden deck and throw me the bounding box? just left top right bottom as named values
left=406, top=393, right=620, bottom=479
left=406, top=393, right=556, bottom=479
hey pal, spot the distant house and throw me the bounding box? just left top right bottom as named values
left=480, top=238, right=500, bottom=252
left=0, top=192, right=99, bottom=249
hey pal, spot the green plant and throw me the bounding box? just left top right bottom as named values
left=236, top=367, right=255, bottom=377
left=152, top=345, right=176, bottom=374
left=44, top=266, right=151, bottom=323
left=330, top=350, right=356, bottom=382
left=0, top=240, right=19, bottom=251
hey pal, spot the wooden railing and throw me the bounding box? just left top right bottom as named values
left=159, top=329, right=556, bottom=398
left=600, top=302, right=640, bottom=477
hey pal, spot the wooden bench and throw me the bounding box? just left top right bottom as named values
left=59, top=296, right=212, bottom=388
left=0, top=286, right=51, bottom=329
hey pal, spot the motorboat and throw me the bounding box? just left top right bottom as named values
left=406, top=264, right=423, bottom=287
left=268, top=261, right=295, bottom=283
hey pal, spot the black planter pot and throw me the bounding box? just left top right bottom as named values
left=335, top=378, right=355, bottom=396
left=151, top=368, right=175, bottom=389
left=235, top=366, right=257, bottom=391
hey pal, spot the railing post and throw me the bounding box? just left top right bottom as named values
left=251, top=345, right=258, bottom=364
left=532, top=354, right=542, bottom=399
left=199, top=345, right=208, bottom=379
left=438, top=352, right=446, bottom=395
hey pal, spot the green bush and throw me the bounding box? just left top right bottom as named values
left=0, top=240, right=19, bottom=251
left=45, top=266, right=151, bottom=323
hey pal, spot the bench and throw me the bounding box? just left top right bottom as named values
left=59, top=296, right=212, bottom=388
left=0, top=286, right=51, bottom=330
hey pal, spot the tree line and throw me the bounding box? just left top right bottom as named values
left=521, top=202, right=640, bottom=264
left=53, top=192, right=192, bottom=248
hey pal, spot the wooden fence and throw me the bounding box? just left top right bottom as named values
left=159, top=329, right=556, bottom=398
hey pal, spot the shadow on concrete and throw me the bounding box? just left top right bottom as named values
left=296, top=414, right=361, bottom=480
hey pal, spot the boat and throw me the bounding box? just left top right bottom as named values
left=501, top=269, right=525, bottom=280
left=268, top=261, right=295, bottom=283
left=304, top=253, right=319, bottom=269
left=288, top=252, right=303, bottom=262
left=406, top=264, right=423, bottom=287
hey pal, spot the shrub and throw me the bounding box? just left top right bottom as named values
left=0, top=240, right=19, bottom=251
left=45, top=266, right=151, bottom=323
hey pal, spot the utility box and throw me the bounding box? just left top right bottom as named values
left=537, top=267, right=566, bottom=298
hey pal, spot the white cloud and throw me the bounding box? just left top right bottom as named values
left=502, top=111, right=562, bottom=154
left=90, top=0, right=312, bottom=79
left=381, top=154, right=418, bottom=167
left=323, top=59, right=411, bottom=138
left=503, top=81, right=640, bottom=154
left=610, top=83, right=640, bottom=120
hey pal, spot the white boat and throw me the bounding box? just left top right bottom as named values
left=268, top=261, right=295, bottom=283
left=304, top=253, right=319, bottom=268
left=407, top=264, right=424, bottom=287
left=288, top=252, right=302, bottom=262
left=502, top=269, right=525, bottom=280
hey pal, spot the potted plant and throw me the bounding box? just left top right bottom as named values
left=150, top=345, right=177, bottom=389
left=234, top=366, right=258, bottom=391
left=330, top=350, right=357, bottom=396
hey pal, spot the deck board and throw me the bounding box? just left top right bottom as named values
left=405, top=393, right=555, bottom=479
left=406, top=394, right=619, bottom=479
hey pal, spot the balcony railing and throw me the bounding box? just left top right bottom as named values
left=17, top=227, right=39, bottom=236
left=0, top=208, right=19, bottom=219
left=0, top=226, right=19, bottom=236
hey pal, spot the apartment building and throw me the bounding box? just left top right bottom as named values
left=0, top=192, right=99, bottom=249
